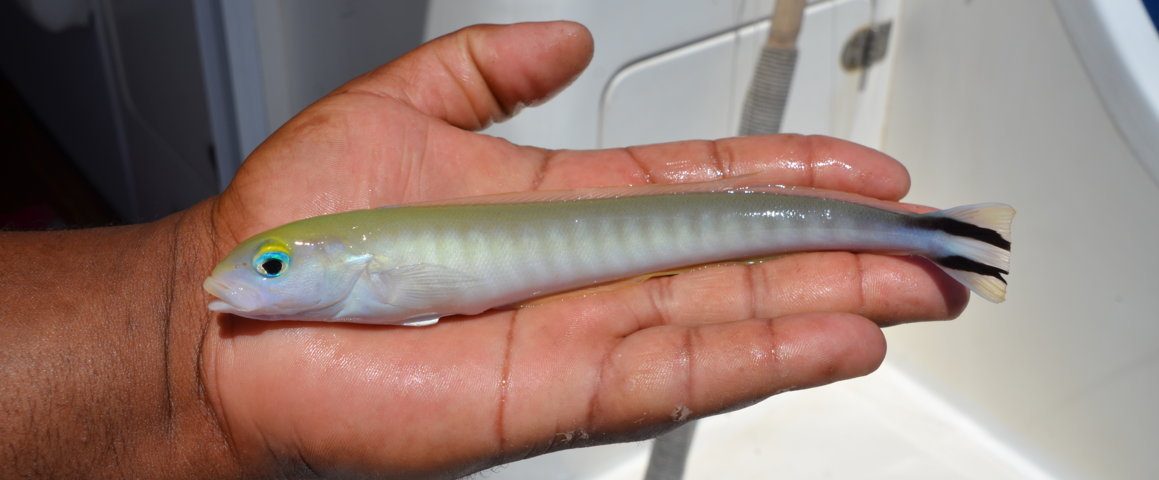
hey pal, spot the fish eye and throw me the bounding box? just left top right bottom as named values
left=253, top=248, right=290, bottom=278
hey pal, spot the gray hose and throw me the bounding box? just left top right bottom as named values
left=740, top=0, right=805, bottom=136
left=643, top=2, right=804, bottom=478
left=644, top=2, right=804, bottom=478
left=739, top=45, right=799, bottom=136
left=643, top=422, right=698, bottom=480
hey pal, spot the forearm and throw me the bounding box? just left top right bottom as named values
left=0, top=202, right=238, bottom=478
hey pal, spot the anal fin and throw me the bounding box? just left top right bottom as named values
left=400, top=313, right=442, bottom=327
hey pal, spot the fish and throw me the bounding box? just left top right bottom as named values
left=203, top=185, right=1013, bottom=326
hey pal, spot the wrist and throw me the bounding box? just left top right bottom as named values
left=155, top=199, right=248, bottom=478
left=0, top=200, right=241, bottom=478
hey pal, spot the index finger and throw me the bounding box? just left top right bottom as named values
left=579, top=135, right=908, bottom=200
left=436, top=133, right=912, bottom=202
left=542, top=134, right=911, bottom=200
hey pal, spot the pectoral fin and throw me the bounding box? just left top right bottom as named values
left=366, top=258, right=480, bottom=311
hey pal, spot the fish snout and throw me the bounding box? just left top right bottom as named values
left=203, top=275, right=261, bottom=313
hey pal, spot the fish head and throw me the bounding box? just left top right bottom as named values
left=203, top=233, right=356, bottom=319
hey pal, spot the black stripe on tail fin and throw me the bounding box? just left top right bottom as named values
left=935, top=255, right=1009, bottom=284
left=919, top=203, right=1015, bottom=303
left=914, top=216, right=1011, bottom=251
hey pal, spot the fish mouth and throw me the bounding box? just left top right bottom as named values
left=207, top=299, right=236, bottom=313
left=203, top=276, right=258, bottom=313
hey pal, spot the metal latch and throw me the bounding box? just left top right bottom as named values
left=841, top=22, right=893, bottom=71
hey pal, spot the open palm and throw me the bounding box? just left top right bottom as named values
left=199, top=22, right=967, bottom=478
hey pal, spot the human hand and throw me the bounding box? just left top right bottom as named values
left=194, top=21, right=968, bottom=478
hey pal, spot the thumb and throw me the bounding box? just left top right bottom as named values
left=337, top=21, right=594, bottom=130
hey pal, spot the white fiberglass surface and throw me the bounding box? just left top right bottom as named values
left=1055, top=0, right=1159, bottom=185
left=679, top=364, right=1050, bottom=480
left=424, top=0, right=1159, bottom=478
left=883, top=0, right=1159, bottom=478
left=480, top=0, right=1060, bottom=478
left=488, top=363, right=1050, bottom=480
left=598, top=0, right=892, bottom=148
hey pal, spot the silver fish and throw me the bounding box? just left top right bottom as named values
left=203, top=186, right=1013, bottom=325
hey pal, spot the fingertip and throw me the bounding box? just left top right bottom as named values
left=539, top=20, right=595, bottom=63
left=468, top=21, right=594, bottom=115
left=572, top=313, right=888, bottom=443
left=785, top=134, right=911, bottom=201
left=736, top=134, right=910, bottom=200
left=608, top=134, right=913, bottom=201
left=837, top=140, right=911, bottom=200
left=340, top=21, right=596, bottom=130
left=857, top=255, right=972, bottom=325
left=548, top=21, right=596, bottom=97
left=772, top=312, right=887, bottom=384
left=685, top=313, right=886, bottom=409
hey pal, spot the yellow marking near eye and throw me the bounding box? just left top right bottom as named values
left=256, top=239, right=292, bottom=257
left=253, top=239, right=294, bottom=277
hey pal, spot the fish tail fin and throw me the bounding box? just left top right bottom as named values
left=918, top=203, right=1015, bottom=303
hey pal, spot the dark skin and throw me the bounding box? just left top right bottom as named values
left=0, top=22, right=967, bottom=479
